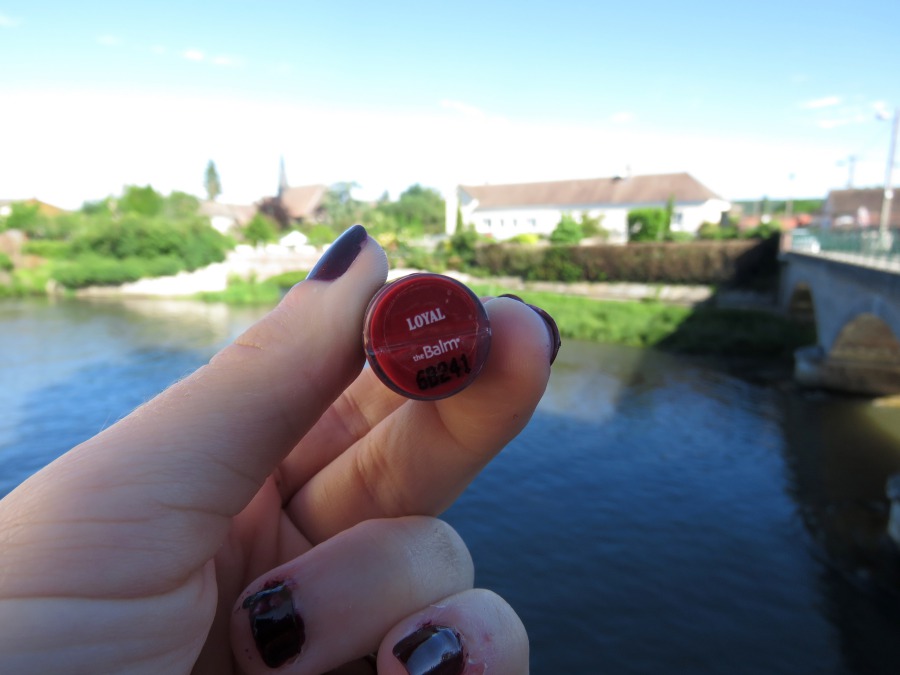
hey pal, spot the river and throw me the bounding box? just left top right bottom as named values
left=2, top=297, right=900, bottom=674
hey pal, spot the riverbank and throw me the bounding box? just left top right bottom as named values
left=191, top=272, right=814, bottom=360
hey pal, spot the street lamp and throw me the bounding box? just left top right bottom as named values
left=877, top=106, right=899, bottom=245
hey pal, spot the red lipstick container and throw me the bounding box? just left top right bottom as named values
left=363, top=273, right=491, bottom=400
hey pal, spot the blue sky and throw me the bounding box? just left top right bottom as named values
left=2, top=0, right=899, bottom=208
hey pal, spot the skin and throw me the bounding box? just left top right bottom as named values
left=0, top=236, right=549, bottom=674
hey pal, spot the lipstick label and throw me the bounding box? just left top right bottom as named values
left=405, top=307, right=447, bottom=331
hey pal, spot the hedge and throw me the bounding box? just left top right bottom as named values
left=473, top=236, right=780, bottom=286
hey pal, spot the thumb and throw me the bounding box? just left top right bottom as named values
left=2, top=226, right=388, bottom=593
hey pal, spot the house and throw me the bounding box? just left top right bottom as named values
left=0, top=198, right=67, bottom=218
left=258, top=158, right=328, bottom=227
left=822, top=188, right=899, bottom=229
left=450, top=172, right=730, bottom=242
left=199, top=201, right=257, bottom=235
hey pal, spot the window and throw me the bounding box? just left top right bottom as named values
left=483, top=218, right=491, bottom=228
left=527, top=218, right=536, bottom=227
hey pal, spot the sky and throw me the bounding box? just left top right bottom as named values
left=1, top=0, right=899, bottom=209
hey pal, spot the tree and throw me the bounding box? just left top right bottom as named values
left=205, top=161, right=222, bottom=202
left=627, top=208, right=668, bottom=242
left=550, top=213, right=583, bottom=244
left=118, top=185, right=164, bottom=217
left=243, top=213, right=278, bottom=246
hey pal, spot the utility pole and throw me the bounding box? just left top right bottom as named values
left=879, top=107, right=899, bottom=242
left=838, top=155, right=857, bottom=188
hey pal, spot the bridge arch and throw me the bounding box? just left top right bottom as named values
left=826, top=298, right=900, bottom=357
left=785, top=282, right=817, bottom=325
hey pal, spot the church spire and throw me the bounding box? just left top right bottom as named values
left=278, top=156, right=289, bottom=197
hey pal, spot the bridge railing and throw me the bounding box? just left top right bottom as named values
left=783, top=226, right=900, bottom=268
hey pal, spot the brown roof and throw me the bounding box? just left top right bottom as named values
left=280, top=184, right=327, bottom=220
left=460, top=172, right=720, bottom=209
left=826, top=188, right=900, bottom=227
left=199, top=201, right=257, bottom=226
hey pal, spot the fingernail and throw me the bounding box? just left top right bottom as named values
left=528, top=304, right=562, bottom=365
left=242, top=581, right=305, bottom=669
left=307, top=224, right=368, bottom=281
left=392, top=624, right=465, bottom=675
left=499, top=293, right=525, bottom=303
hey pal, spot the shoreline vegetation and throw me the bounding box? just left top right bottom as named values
left=0, top=184, right=814, bottom=362
left=195, top=272, right=814, bottom=361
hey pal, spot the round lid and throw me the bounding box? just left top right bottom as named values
left=363, top=274, right=491, bottom=400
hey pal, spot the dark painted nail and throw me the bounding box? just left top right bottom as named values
left=242, top=581, right=305, bottom=669
left=528, top=304, right=562, bottom=365
left=392, top=624, right=465, bottom=675
left=499, top=293, right=525, bottom=303
left=307, top=224, right=368, bottom=281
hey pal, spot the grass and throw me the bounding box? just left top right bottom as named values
left=196, top=271, right=308, bottom=305
left=469, top=283, right=815, bottom=359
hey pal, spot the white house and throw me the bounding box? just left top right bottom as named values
left=449, top=172, right=730, bottom=243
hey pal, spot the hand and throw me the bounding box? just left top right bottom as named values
left=0, top=226, right=557, bottom=674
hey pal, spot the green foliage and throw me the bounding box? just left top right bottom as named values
left=119, top=185, right=164, bottom=216
left=21, top=240, right=71, bottom=258
left=627, top=208, right=669, bottom=242
left=163, top=191, right=201, bottom=220
left=579, top=212, right=608, bottom=240
left=305, top=224, right=341, bottom=246
left=4, top=202, right=41, bottom=231
left=550, top=213, right=583, bottom=245
left=69, top=216, right=229, bottom=270
left=469, top=284, right=814, bottom=358
left=0, top=252, right=12, bottom=272
left=741, top=221, right=782, bottom=240
left=475, top=239, right=779, bottom=287
left=506, top=233, right=542, bottom=245
left=51, top=254, right=183, bottom=288
left=446, top=223, right=482, bottom=268
left=321, top=182, right=364, bottom=231
left=243, top=213, right=279, bottom=246
left=266, top=270, right=309, bottom=288
left=697, top=221, right=739, bottom=240
left=379, top=184, right=446, bottom=235
left=205, top=160, right=222, bottom=201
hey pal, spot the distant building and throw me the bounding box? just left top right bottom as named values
left=0, top=198, right=67, bottom=218
left=199, top=201, right=257, bottom=235
left=450, top=172, right=730, bottom=242
left=822, top=188, right=899, bottom=229
left=258, top=158, right=328, bottom=227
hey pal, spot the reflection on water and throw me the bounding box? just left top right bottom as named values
left=2, top=299, right=900, bottom=674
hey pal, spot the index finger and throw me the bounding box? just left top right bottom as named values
left=1, top=226, right=389, bottom=596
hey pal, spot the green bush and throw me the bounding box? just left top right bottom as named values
left=0, top=252, right=13, bottom=272
left=506, top=233, right=542, bottom=245
left=549, top=214, right=583, bottom=245
left=244, top=214, right=279, bottom=246
left=474, top=239, right=779, bottom=286
left=627, top=208, right=669, bottom=242
left=69, top=216, right=229, bottom=270
left=697, top=222, right=739, bottom=240
left=52, top=254, right=183, bottom=288
left=21, top=240, right=72, bottom=258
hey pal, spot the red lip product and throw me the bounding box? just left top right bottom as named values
left=363, top=273, right=491, bottom=400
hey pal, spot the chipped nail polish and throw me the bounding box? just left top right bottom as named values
left=242, top=581, right=305, bottom=669
left=392, top=624, right=465, bottom=675
left=307, top=224, right=368, bottom=281
left=364, top=273, right=491, bottom=400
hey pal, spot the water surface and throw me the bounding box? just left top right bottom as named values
left=2, top=298, right=900, bottom=674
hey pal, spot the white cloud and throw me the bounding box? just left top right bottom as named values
left=610, top=111, right=634, bottom=124
left=0, top=13, right=21, bottom=27
left=801, top=95, right=842, bottom=110
left=183, top=49, right=205, bottom=62
left=0, top=88, right=866, bottom=210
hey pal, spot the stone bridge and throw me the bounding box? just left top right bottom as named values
left=780, top=251, right=900, bottom=395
